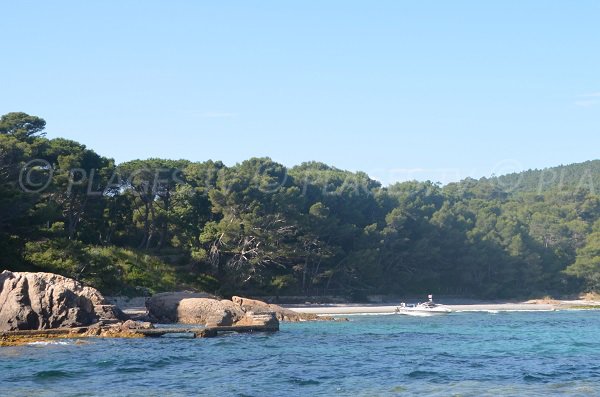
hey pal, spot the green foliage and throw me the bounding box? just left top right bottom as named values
left=2, top=112, right=600, bottom=298
left=0, top=112, right=46, bottom=140
left=565, top=221, right=600, bottom=290
left=23, top=239, right=120, bottom=290
left=23, top=240, right=179, bottom=295
left=194, top=273, right=220, bottom=293
left=87, top=246, right=179, bottom=294
left=482, top=160, right=600, bottom=196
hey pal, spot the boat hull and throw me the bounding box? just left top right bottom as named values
left=395, top=307, right=452, bottom=316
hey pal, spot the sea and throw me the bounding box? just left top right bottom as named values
left=1, top=310, right=600, bottom=396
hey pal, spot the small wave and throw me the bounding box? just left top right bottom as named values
left=152, top=357, right=178, bottom=369
left=523, top=374, right=546, bottom=382
left=34, top=370, right=76, bottom=380
left=95, top=359, right=116, bottom=368
left=572, top=341, right=600, bottom=348
left=407, top=370, right=440, bottom=379
left=287, top=377, right=321, bottom=386
left=117, top=366, right=150, bottom=373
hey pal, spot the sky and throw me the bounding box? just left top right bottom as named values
left=1, top=1, right=599, bottom=185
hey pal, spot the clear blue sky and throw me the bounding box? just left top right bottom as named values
left=2, top=1, right=599, bottom=184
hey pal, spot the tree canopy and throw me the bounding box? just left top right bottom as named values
left=1, top=112, right=599, bottom=298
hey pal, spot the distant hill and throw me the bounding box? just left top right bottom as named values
left=452, top=160, right=600, bottom=196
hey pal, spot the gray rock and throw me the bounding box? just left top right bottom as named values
left=235, top=311, right=279, bottom=330
left=231, top=296, right=321, bottom=322
left=0, top=270, right=126, bottom=331
left=146, top=293, right=249, bottom=325
left=120, top=319, right=154, bottom=330
left=145, top=291, right=216, bottom=323
left=177, top=298, right=245, bottom=326
left=145, top=292, right=330, bottom=326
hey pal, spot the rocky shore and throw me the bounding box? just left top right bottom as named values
left=145, top=292, right=338, bottom=325
left=1, top=270, right=341, bottom=347
left=0, top=271, right=159, bottom=346
left=0, top=270, right=127, bottom=331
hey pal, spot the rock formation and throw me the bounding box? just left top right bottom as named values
left=146, top=292, right=334, bottom=325
left=234, top=311, right=279, bottom=328
left=145, top=291, right=216, bottom=323
left=176, top=298, right=245, bottom=326
left=231, top=296, right=323, bottom=322
left=0, top=271, right=126, bottom=331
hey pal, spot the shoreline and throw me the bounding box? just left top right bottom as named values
left=107, top=296, right=600, bottom=317
left=284, top=299, right=600, bottom=315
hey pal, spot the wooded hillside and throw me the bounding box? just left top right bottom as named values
left=2, top=112, right=599, bottom=298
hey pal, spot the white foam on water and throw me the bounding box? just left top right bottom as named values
left=27, top=341, right=71, bottom=346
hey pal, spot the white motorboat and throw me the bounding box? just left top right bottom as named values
left=395, top=296, right=452, bottom=316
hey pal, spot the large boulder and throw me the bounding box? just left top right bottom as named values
left=146, top=294, right=272, bottom=326
left=177, top=298, right=245, bottom=326
left=146, top=291, right=216, bottom=323
left=0, top=271, right=126, bottom=331
left=235, top=311, right=279, bottom=330
left=232, top=296, right=321, bottom=322
left=145, top=292, right=332, bottom=325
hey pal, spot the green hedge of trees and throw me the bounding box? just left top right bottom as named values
left=2, top=112, right=599, bottom=298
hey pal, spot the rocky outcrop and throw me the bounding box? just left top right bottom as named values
left=81, top=319, right=154, bottom=337
left=120, top=320, right=154, bottom=331
left=177, top=298, right=245, bottom=326
left=0, top=271, right=126, bottom=331
left=0, top=321, right=155, bottom=346
left=235, top=311, right=279, bottom=329
left=145, top=292, right=336, bottom=325
left=146, top=291, right=216, bottom=323
left=231, top=296, right=326, bottom=322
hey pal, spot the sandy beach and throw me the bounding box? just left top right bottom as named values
left=284, top=299, right=600, bottom=315
left=106, top=295, right=600, bottom=317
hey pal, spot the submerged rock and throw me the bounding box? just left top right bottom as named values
left=0, top=271, right=126, bottom=331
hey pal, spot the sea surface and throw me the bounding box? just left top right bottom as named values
left=1, top=311, right=600, bottom=396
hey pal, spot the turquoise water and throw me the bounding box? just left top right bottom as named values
left=1, top=311, right=600, bottom=396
